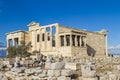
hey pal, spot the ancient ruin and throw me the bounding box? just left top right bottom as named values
left=6, top=22, right=108, bottom=57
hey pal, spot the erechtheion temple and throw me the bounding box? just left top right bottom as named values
left=6, top=22, right=108, bottom=57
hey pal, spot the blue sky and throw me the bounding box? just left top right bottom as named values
left=0, top=0, right=120, bottom=47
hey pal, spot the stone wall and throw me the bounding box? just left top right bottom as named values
left=86, top=32, right=105, bottom=57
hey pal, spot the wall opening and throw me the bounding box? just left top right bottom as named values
left=9, top=39, right=13, bottom=47
left=52, top=36, right=56, bottom=47
left=37, top=34, right=40, bottom=42
left=60, top=36, right=64, bottom=46
left=42, top=33, right=45, bottom=41
left=52, top=26, right=56, bottom=47
left=81, top=37, right=84, bottom=47
left=52, top=26, right=56, bottom=35
left=14, top=38, right=19, bottom=47
left=47, top=33, right=50, bottom=41
left=66, top=35, right=70, bottom=46
left=46, top=27, right=50, bottom=41
left=46, top=27, right=50, bottom=33
left=77, top=36, right=80, bottom=46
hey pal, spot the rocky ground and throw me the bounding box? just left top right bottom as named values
left=0, top=54, right=120, bottom=80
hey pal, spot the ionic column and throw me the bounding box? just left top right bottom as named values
left=45, top=28, right=47, bottom=50
left=64, top=35, right=66, bottom=46
left=12, top=38, right=15, bottom=46
left=75, top=35, right=77, bottom=46
left=50, top=27, right=53, bottom=47
left=84, top=37, right=87, bottom=47
left=40, top=30, right=42, bottom=48
left=70, top=34, right=72, bottom=46
left=105, top=35, right=108, bottom=56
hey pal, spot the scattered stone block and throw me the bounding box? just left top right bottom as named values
left=45, top=62, right=51, bottom=69
left=65, top=62, right=81, bottom=70
left=47, top=70, right=55, bottom=77
left=82, top=71, right=96, bottom=78
left=51, top=62, right=65, bottom=70
left=54, top=70, right=61, bottom=77
left=61, top=69, right=76, bottom=76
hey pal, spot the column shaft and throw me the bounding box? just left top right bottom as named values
left=70, top=34, right=72, bottom=46
left=105, top=35, right=108, bottom=56
left=50, top=27, right=52, bottom=47
left=84, top=37, right=87, bottom=47
left=12, top=38, right=15, bottom=46
left=64, top=35, right=66, bottom=46
left=75, top=35, right=77, bottom=46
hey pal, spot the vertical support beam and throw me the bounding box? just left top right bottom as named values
left=75, top=35, right=77, bottom=46
left=35, top=30, right=37, bottom=51
left=12, top=38, right=15, bottom=46
left=19, top=37, right=21, bottom=45
left=105, top=35, right=108, bottom=57
left=45, top=28, right=47, bottom=50
left=70, top=34, right=72, bottom=46
left=59, top=35, right=61, bottom=47
left=50, top=27, right=52, bottom=48
left=6, top=39, right=9, bottom=55
left=79, top=36, right=81, bottom=47
left=64, top=35, right=66, bottom=46
left=84, top=37, right=87, bottom=47
left=55, top=26, right=58, bottom=48
left=40, top=29, right=42, bottom=49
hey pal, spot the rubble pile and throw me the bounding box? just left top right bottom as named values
left=0, top=54, right=120, bottom=80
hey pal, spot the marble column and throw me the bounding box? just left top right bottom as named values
left=70, top=34, right=72, bottom=46
left=105, top=35, right=108, bottom=56
left=84, top=37, right=87, bottom=47
left=75, top=35, right=77, bottom=46
left=50, top=27, right=53, bottom=47
left=12, top=38, right=15, bottom=46
left=64, top=35, right=66, bottom=46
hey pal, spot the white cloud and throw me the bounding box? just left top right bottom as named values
left=109, top=44, right=120, bottom=49
left=0, top=47, right=6, bottom=50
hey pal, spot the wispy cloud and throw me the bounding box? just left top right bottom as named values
left=109, top=45, right=120, bottom=50
left=0, top=42, right=6, bottom=50
left=0, top=42, right=5, bottom=47
left=0, top=47, right=6, bottom=50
